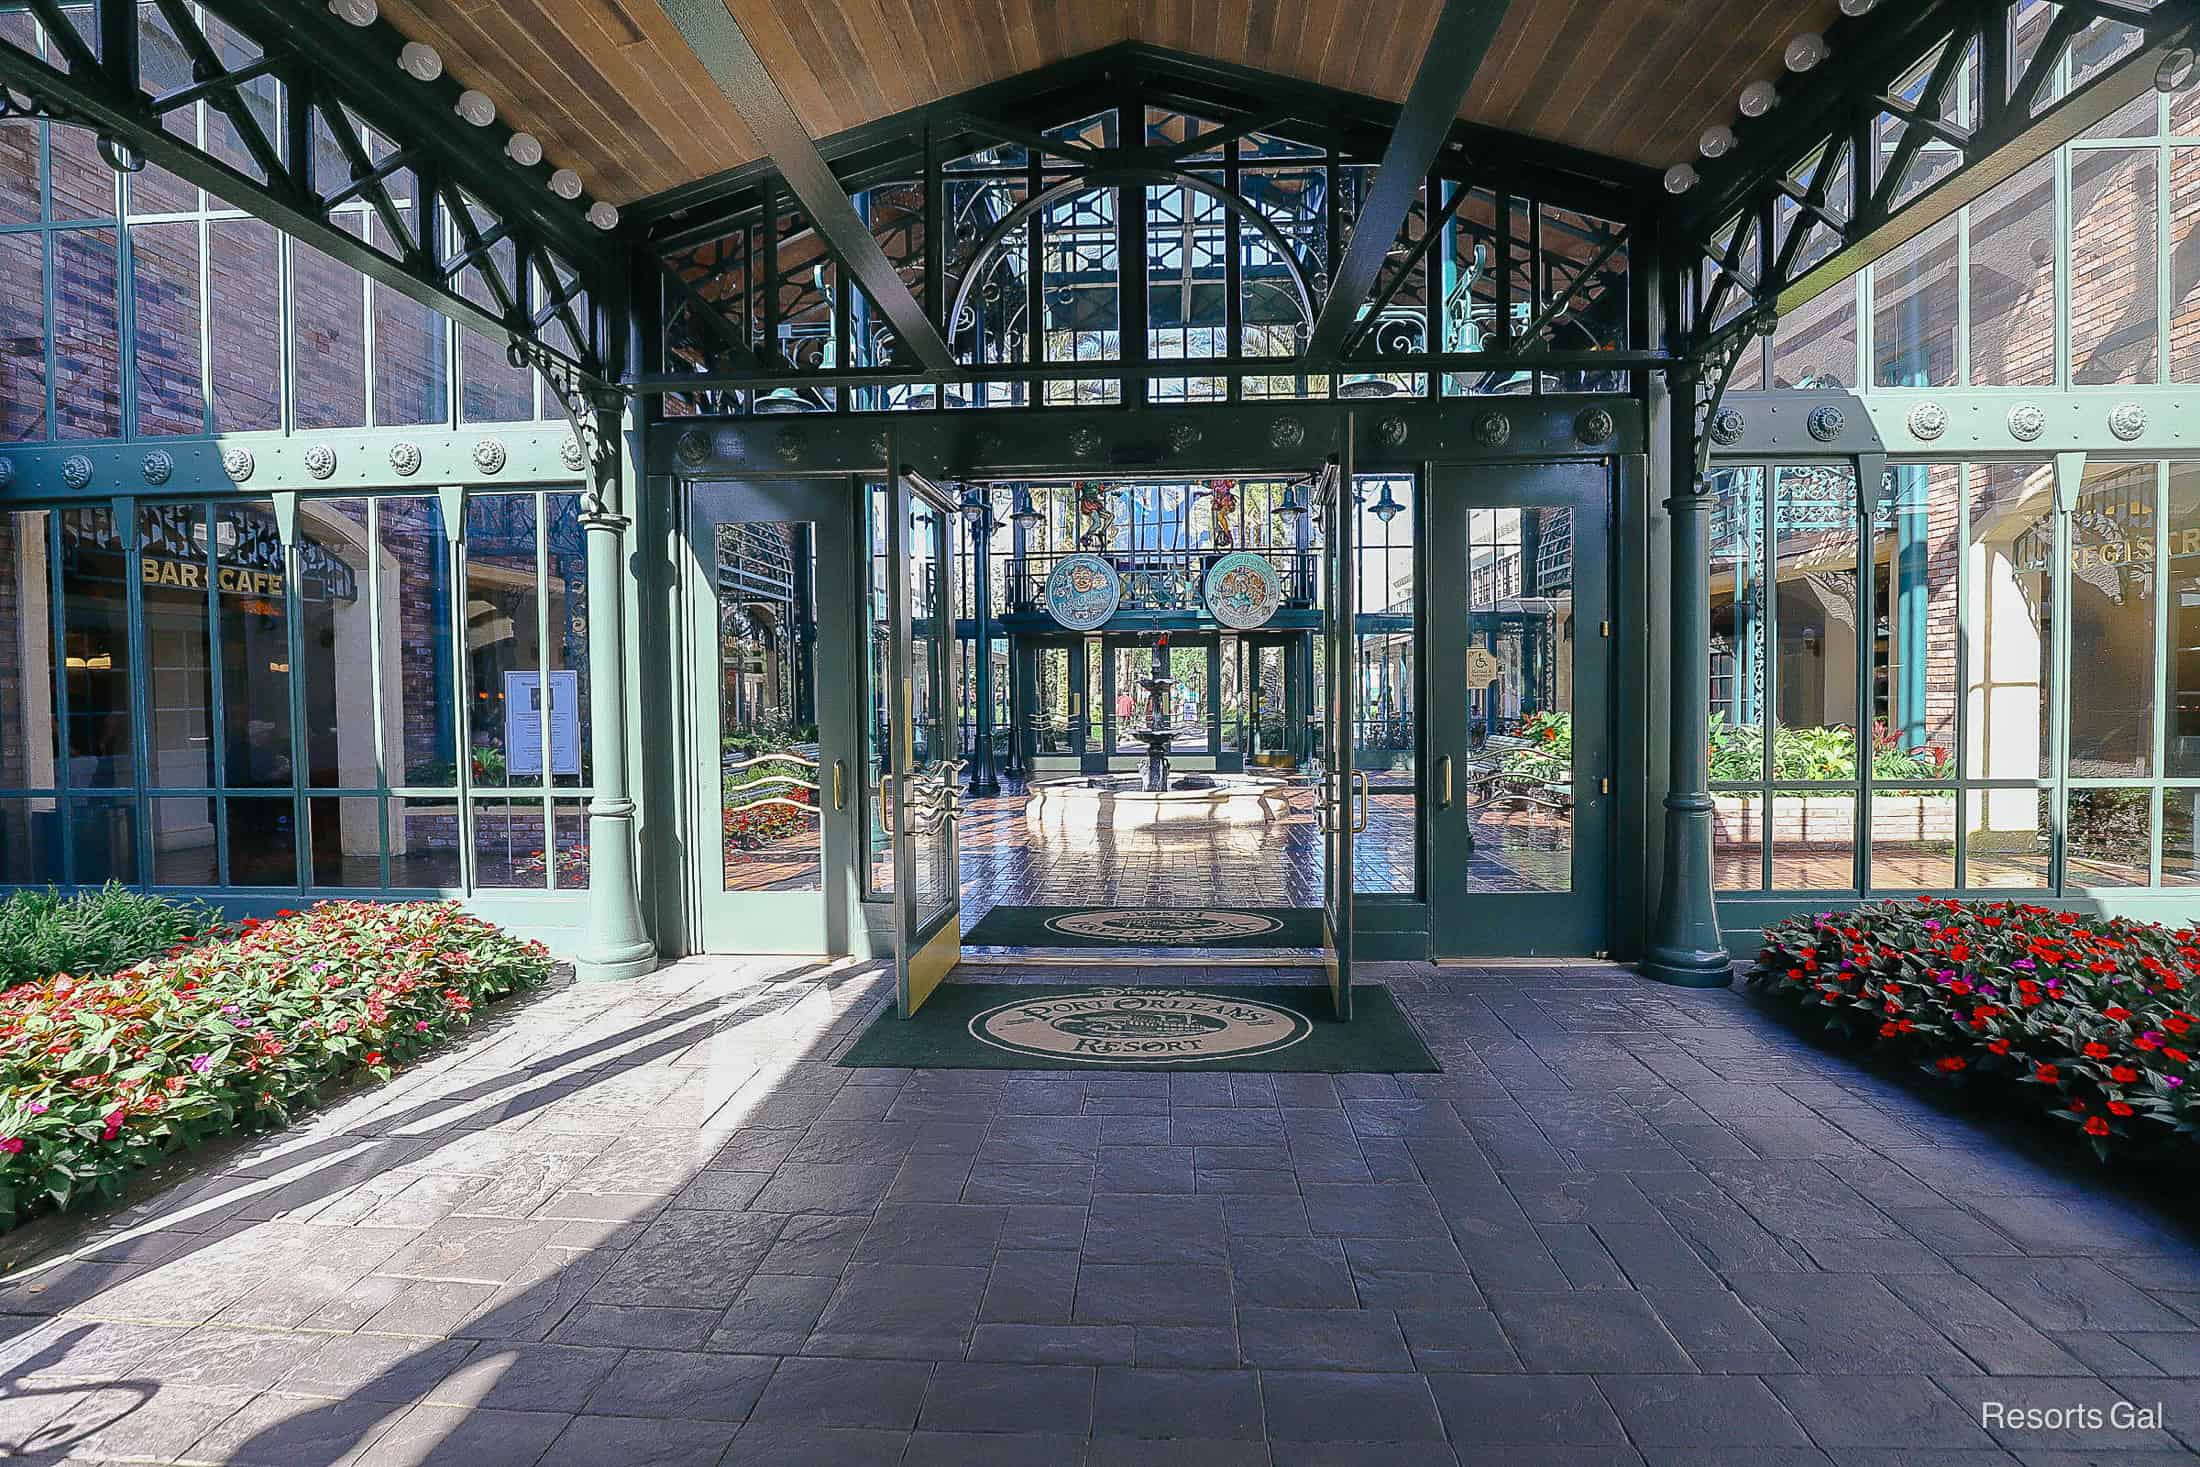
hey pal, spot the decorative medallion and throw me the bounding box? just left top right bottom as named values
left=1047, top=912, right=1282, bottom=942
left=560, top=434, right=585, bottom=473
left=1906, top=401, right=1948, bottom=441
left=1575, top=407, right=1616, bottom=447
left=1374, top=414, right=1408, bottom=449
left=1167, top=421, right=1201, bottom=454
left=1473, top=411, right=1511, bottom=449
left=774, top=427, right=804, bottom=464
left=1042, top=552, right=1122, bottom=631
left=1069, top=426, right=1102, bottom=458
left=1709, top=407, right=1746, bottom=445
left=140, top=450, right=173, bottom=485
left=867, top=432, right=889, bottom=464
left=471, top=438, right=506, bottom=474
left=303, top=444, right=337, bottom=480
left=0, top=456, right=13, bottom=489
left=61, top=454, right=92, bottom=490
left=1268, top=414, right=1306, bottom=450
left=675, top=429, right=710, bottom=468
left=968, top=986, right=1314, bottom=1065
left=1806, top=404, right=1846, bottom=442
left=389, top=441, right=423, bottom=477
left=1202, top=551, right=1286, bottom=631
left=221, top=446, right=255, bottom=483
left=2109, top=401, right=2147, bottom=442
left=2007, top=403, right=2046, bottom=443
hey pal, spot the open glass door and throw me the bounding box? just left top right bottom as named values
left=885, top=468, right=962, bottom=1016
left=1316, top=438, right=1356, bottom=1019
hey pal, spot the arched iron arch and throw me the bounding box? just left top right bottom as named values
left=944, top=168, right=1319, bottom=356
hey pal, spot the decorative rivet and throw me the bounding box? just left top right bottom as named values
left=471, top=438, right=507, bottom=474
left=1268, top=414, right=1307, bottom=450
left=1069, top=426, right=1102, bottom=458
left=389, top=441, right=422, bottom=477
left=1473, top=412, right=1511, bottom=449
left=1575, top=407, right=1616, bottom=447
left=2006, top=403, right=2045, bottom=443
left=303, top=444, right=338, bottom=480
left=221, top=446, right=255, bottom=483
left=774, top=427, right=804, bottom=464
left=675, top=429, right=710, bottom=468
left=1709, top=407, right=1746, bottom=445
left=1375, top=414, right=1409, bottom=449
left=140, top=449, right=173, bottom=485
left=0, top=456, right=13, bottom=489
left=1806, top=405, right=1846, bottom=441
left=1906, top=401, right=1948, bottom=441
left=61, top=454, right=93, bottom=489
left=2109, top=401, right=2147, bottom=441
left=560, top=435, right=586, bottom=472
left=1168, top=422, right=1201, bottom=453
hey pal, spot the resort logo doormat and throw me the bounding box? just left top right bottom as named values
left=962, top=904, right=1322, bottom=949
left=839, top=983, right=1440, bottom=1072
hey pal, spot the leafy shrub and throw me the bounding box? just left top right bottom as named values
left=1501, top=711, right=1571, bottom=783
left=0, top=901, right=553, bottom=1227
left=1706, top=717, right=1955, bottom=784
left=0, top=885, right=223, bottom=994
left=1750, top=897, right=2199, bottom=1159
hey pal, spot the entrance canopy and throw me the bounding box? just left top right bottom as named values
left=0, top=1, right=2186, bottom=398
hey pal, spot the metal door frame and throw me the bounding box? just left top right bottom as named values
left=887, top=456, right=965, bottom=1016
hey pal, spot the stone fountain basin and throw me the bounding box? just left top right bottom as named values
left=1023, top=773, right=1297, bottom=828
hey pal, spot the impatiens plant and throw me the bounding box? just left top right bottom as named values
left=1750, top=896, right=2200, bottom=1160
left=0, top=901, right=552, bottom=1229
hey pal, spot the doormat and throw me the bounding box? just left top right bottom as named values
left=962, top=904, right=1324, bottom=950
left=839, top=983, right=1440, bottom=1072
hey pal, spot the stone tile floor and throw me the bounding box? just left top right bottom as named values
left=2, top=956, right=2198, bottom=1465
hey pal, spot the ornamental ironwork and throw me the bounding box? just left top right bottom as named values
left=140, top=451, right=172, bottom=485
left=61, top=454, right=91, bottom=489
left=2109, top=402, right=2147, bottom=441
left=1907, top=402, right=1948, bottom=441
left=472, top=439, right=508, bottom=474
left=676, top=430, right=711, bottom=468
left=221, top=447, right=255, bottom=482
left=1070, top=426, right=1102, bottom=458
left=304, top=445, right=338, bottom=479
left=2007, top=404, right=2046, bottom=442
left=1473, top=412, right=1511, bottom=449
left=1268, top=415, right=1307, bottom=450
left=1375, top=415, right=1409, bottom=449
left=1806, top=405, right=1845, bottom=441
left=1574, top=408, right=1614, bottom=447
left=390, top=442, right=423, bottom=477
left=1709, top=407, right=1746, bottom=445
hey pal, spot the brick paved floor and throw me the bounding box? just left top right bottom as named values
left=3, top=957, right=2198, bottom=1465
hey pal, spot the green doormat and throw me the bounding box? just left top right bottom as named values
left=962, top=904, right=1324, bottom=949
left=840, top=983, right=1440, bottom=1072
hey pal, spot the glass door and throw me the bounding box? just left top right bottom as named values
left=686, top=479, right=863, bottom=954
left=1317, top=449, right=1356, bottom=1019
left=1428, top=462, right=1611, bottom=954
left=885, top=470, right=962, bottom=1016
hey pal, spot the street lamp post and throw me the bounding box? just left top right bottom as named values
left=964, top=488, right=1002, bottom=797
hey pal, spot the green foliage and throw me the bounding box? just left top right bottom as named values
left=1750, top=897, right=2200, bottom=1162
left=0, top=885, right=222, bottom=994
left=1706, top=717, right=1956, bottom=784
left=0, top=901, right=553, bottom=1229
left=1500, top=711, right=1571, bottom=782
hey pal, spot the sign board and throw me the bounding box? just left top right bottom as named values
left=504, top=669, right=582, bottom=777
left=1464, top=647, right=1502, bottom=687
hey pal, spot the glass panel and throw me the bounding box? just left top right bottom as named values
left=543, top=493, right=590, bottom=786
left=0, top=120, right=40, bottom=224
left=378, top=496, right=457, bottom=786
left=308, top=794, right=381, bottom=888
left=1355, top=477, right=1415, bottom=895
left=1713, top=792, right=1764, bottom=891
left=1769, top=792, right=1855, bottom=890
left=1873, top=215, right=1957, bottom=387
left=389, top=793, right=461, bottom=888
left=2067, top=460, right=2156, bottom=777
left=2173, top=140, right=2200, bottom=383
left=1870, top=788, right=1956, bottom=889
left=372, top=216, right=448, bottom=426
left=2161, top=790, right=2200, bottom=887
left=130, top=219, right=202, bottom=434
left=1966, top=462, right=2054, bottom=781
left=461, top=327, right=534, bottom=422
left=1709, top=467, right=1766, bottom=780
left=2169, top=464, right=2200, bottom=774
left=717, top=519, right=822, bottom=893
left=1965, top=788, right=2050, bottom=888
left=55, top=227, right=121, bottom=438
left=465, top=493, right=542, bottom=790
left=864, top=482, right=893, bottom=898
left=2065, top=787, right=2151, bottom=886
left=1874, top=464, right=1960, bottom=777
left=68, top=797, right=136, bottom=885
left=292, top=233, right=368, bottom=430
left=471, top=797, right=547, bottom=888
left=1147, top=180, right=1226, bottom=402
left=2070, top=147, right=2160, bottom=383
left=1034, top=644, right=1072, bottom=755
left=0, top=232, right=46, bottom=441
left=552, top=798, right=589, bottom=890
left=0, top=798, right=56, bottom=884
left=908, top=492, right=954, bottom=927
left=137, top=500, right=212, bottom=789
left=207, top=218, right=282, bottom=433
left=1968, top=153, right=2056, bottom=385
left=58, top=505, right=132, bottom=787
left=225, top=796, right=296, bottom=885
left=1772, top=465, right=1860, bottom=750
left=295, top=499, right=375, bottom=788
left=0, top=509, right=55, bottom=791
left=1463, top=505, right=1571, bottom=894
left=216, top=500, right=293, bottom=789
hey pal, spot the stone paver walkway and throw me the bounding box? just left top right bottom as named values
left=2, top=958, right=2198, bottom=1465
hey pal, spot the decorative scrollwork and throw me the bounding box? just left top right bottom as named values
left=508, top=336, right=626, bottom=520
left=675, top=430, right=709, bottom=468
left=1167, top=422, right=1202, bottom=454
left=774, top=428, right=805, bottom=464
left=303, top=444, right=338, bottom=479
left=0, top=456, right=14, bottom=489
left=1709, top=408, right=1746, bottom=445
left=560, top=435, right=586, bottom=472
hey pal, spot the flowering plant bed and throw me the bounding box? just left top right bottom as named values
left=1750, top=896, right=2199, bottom=1159
left=0, top=901, right=553, bottom=1229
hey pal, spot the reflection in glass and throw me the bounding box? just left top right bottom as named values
left=907, top=494, right=956, bottom=926
left=472, top=797, right=548, bottom=889
left=1964, top=789, right=2050, bottom=889
left=225, top=797, right=296, bottom=885
left=389, top=794, right=462, bottom=889
left=67, top=798, right=136, bottom=884
left=150, top=795, right=215, bottom=887
left=215, top=500, right=293, bottom=790
left=466, top=493, right=543, bottom=789
left=717, top=520, right=822, bottom=893
left=2066, top=461, right=2155, bottom=776
left=309, top=795, right=382, bottom=888
left=295, top=499, right=376, bottom=789
left=864, top=483, right=893, bottom=898
left=2065, top=787, right=2151, bottom=887
left=379, top=497, right=457, bottom=786
left=1355, top=477, right=1415, bottom=895
left=59, top=505, right=133, bottom=787
left=1462, top=505, right=1572, bottom=893
left=0, top=510, right=56, bottom=790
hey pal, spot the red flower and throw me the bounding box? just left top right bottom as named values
left=2034, top=1064, right=2061, bottom=1085
left=2084, top=1115, right=2111, bottom=1137
left=2109, top=1066, right=2140, bottom=1084
left=2108, top=1100, right=2136, bottom=1117
left=1987, top=1038, right=2011, bottom=1055
left=1935, top=1056, right=1967, bottom=1073
left=2083, top=1042, right=2112, bottom=1060
left=2104, top=1006, right=2132, bottom=1021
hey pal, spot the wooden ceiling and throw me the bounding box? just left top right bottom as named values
left=378, top=0, right=1843, bottom=206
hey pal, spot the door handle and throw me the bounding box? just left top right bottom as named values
left=1352, top=769, right=1370, bottom=834
left=833, top=759, right=846, bottom=811
left=1437, top=754, right=1452, bottom=810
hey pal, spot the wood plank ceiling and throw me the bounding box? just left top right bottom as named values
left=377, top=0, right=1843, bottom=205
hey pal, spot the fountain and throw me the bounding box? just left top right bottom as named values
left=1131, top=641, right=1184, bottom=793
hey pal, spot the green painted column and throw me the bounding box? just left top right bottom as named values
left=1641, top=364, right=1731, bottom=988
left=576, top=390, right=657, bottom=981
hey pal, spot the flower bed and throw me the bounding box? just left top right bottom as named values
left=0, top=901, right=553, bottom=1228
left=1750, top=897, right=2199, bottom=1158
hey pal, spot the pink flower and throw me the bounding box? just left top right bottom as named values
left=26, top=1101, right=46, bottom=1115
left=415, top=1021, right=430, bottom=1032
left=0, top=1138, right=22, bottom=1154
left=189, top=1054, right=213, bottom=1074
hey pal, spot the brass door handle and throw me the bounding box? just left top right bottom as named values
left=833, top=759, right=846, bottom=811
left=1437, top=754, right=1452, bottom=809
left=1352, top=769, right=1370, bottom=833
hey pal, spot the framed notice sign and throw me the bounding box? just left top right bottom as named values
left=504, top=670, right=582, bottom=776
